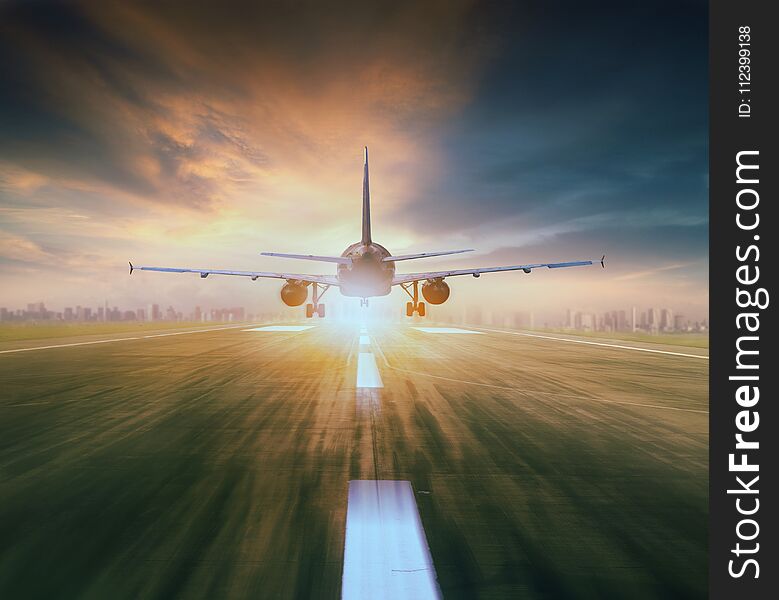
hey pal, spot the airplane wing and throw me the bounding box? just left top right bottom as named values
left=129, top=263, right=339, bottom=286
left=392, top=257, right=604, bottom=285
left=382, top=249, right=474, bottom=262
left=260, top=252, right=351, bottom=265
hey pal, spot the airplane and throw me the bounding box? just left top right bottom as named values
left=130, top=147, right=604, bottom=318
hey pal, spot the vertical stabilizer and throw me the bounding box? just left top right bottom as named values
left=361, top=146, right=371, bottom=244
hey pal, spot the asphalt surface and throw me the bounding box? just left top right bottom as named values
left=0, top=323, right=708, bottom=599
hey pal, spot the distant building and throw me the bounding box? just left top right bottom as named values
left=647, top=308, right=659, bottom=333
left=512, top=311, right=533, bottom=330
left=148, top=303, right=161, bottom=321
left=27, top=302, right=45, bottom=316
left=466, top=305, right=483, bottom=326
left=660, top=308, right=673, bottom=331
left=580, top=313, right=595, bottom=331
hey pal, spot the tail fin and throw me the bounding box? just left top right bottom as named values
left=361, top=146, right=371, bottom=244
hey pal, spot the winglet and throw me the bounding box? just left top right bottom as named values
left=129, top=261, right=134, bottom=275
left=601, top=255, right=606, bottom=268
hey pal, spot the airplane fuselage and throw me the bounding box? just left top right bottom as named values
left=337, top=241, right=395, bottom=297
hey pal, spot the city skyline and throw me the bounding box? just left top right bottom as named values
left=1, top=301, right=248, bottom=324
left=2, top=298, right=708, bottom=334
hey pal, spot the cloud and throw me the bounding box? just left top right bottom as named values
left=613, top=263, right=694, bottom=282
left=1, top=1, right=488, bottom=211
left=0, top=231, right=54, bottom=264
left=0, top=1, right=708, bottom=317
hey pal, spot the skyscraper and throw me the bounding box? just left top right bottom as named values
left=147, top=303, right=161, bottom=321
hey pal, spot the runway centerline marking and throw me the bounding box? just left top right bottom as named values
left=413, top=327, right=484, bottom=334
left=341, top=480, right=441, bottom=600
left=359, top=335, right=370, bottom=345
left=0, top=323, right=256, bottom=355
left=472, top=328, right=709, bottom=359
left=356, top=353, right=383, bottom=388
left=243, top=325, right=315, bottom=332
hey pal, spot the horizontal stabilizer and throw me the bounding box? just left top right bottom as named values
left=382, top=249, right=474, bottom=263
left=261, top=252, right=351, bottom=265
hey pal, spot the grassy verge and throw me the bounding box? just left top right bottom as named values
left=0, top=321, right=249, bottom=343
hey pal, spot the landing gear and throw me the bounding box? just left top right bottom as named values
left=305, top=282, right=330, bottom=318
left=360, top=298, right=370, bottom=308
left=400, top=280, right=426, bottom=317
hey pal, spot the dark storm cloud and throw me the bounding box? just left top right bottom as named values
left=394, top=0, right=708, bottom=257
left=0, top=3, right=169, bottom=194
left=0, top=0, right=487, bottom=209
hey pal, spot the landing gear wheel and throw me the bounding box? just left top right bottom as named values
left=305, top=303, right=314, bottom=319
left=406, top=302, right=414, bottom=317
left=317, top=304, right=325, bottom=318
left=417, top=302, right=426, bottom=317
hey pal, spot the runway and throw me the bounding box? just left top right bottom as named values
left=0, top=323, right=708, bottom=599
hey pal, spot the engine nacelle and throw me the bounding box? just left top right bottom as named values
left=280, top=282, right=308, bottom=306
left=421, top=279, right=450, bottom=305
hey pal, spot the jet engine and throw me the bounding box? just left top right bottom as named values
left=280, top=282, right=308, bottom=306
left=421, top=279, right=450, bottom=305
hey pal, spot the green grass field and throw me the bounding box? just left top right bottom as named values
left=0, top=323, right=707, bottom=598
left=0, top=321, right=248, bottom=343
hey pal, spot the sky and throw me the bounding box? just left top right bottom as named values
left=0, top=0, right=708, bottom=320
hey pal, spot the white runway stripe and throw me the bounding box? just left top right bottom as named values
left=342, top=481, right=441, bottom=600
left=0, top=324, right=254, bottom=355
left=243, top=325, right=315, bottom=332
left=0, top=337, right=141, bottom=354
left=356, top=353, right=383, bottom=388
left=413, top=327, right=483, bottom=334
left=359, top=335, right=370, bottom=345
left=474, top=328, right=709, bottom=359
